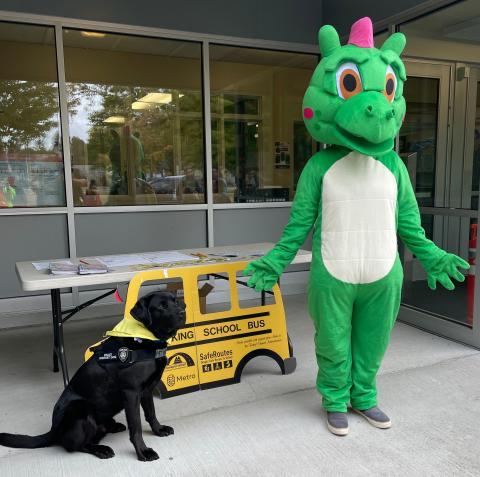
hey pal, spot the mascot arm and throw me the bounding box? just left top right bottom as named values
left=396, top=155, right=469, bottom=290
left=244, top=154, right=322, bottom=291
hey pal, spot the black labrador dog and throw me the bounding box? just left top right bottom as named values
left=0, top=291, right=186, bottom=461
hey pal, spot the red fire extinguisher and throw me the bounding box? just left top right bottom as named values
left=467, top=223, right=477, bottom=326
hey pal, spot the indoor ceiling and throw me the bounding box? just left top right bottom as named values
left=402, top=0, right=480, bottom=44
left=0, top=22, right=54, bottom=45
left=0, top=20, right=317, bottom=68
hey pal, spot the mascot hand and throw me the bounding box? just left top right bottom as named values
left=427, top=253, right=469, bottom=290
left=243, top=259, right=279, bottom=292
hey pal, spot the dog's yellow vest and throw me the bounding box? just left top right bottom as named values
left=105, top=313, right=158, bottom=341
left=84, top=313, right=158, bottom=362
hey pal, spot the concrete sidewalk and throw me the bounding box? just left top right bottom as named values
left=0, top=294, right=479, bottom=476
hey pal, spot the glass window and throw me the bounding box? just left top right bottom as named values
left=400, top=0, right=480, bottom=63
left=63, top=30, right=204, bottom=206
left=209, top=45, right=318, bottom=203
left=397, top=0, right=480, bottom=337
left=373, top=30, right=389, bottom=46
left=401, top=211, right=473, bottom=328
left=0, top=22, right=64, bottom=208
left=470, top=82, right=480, bottom=210
left=399, top=76, right=440, bottom=209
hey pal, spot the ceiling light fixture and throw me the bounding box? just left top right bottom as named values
left=131, top=101, right=155, bottom=110
left=137, top=92, right=172, bottom=104
left=103, top=116, right=125, bottom=124
left=81, top=31, right=107, bottom=38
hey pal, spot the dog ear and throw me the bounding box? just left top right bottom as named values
left=130, top=295, right=152, bottom=327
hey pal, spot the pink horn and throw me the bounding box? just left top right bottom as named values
left=348, top=17, right=374, bottom=48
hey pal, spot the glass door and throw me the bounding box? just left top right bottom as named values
left=397, top=1, right=480, bottom=347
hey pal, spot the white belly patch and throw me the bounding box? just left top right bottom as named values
left=321, top=151, right=397, bottom=284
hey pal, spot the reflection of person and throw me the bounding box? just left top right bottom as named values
left=132, top=131, right=145, bottom=180
left=183, top=164, right=203, bottom=194
left=0, top=188, right=8, bottom=207
left=3, top=176, right=17, bottom=207
left=243, top=169, right=258, bottom=200
left=83, top=179, right=102, bottom=206
left=212, top=168, right=227, bottom=193
left=109, top=129, right=121, bottom=181
left=244, top=18, right=469, bottom=436
left=108, top=129, right=127, bottom=198
left=72, top=168, right=87, bottom=206
left=245, top=169, right=258, bottom=191
left=163, top=145, right=174, bottom=173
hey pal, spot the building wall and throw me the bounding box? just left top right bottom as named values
left=0, top=0, right=323, bottom=44
left=0, top=1, right=322, bottom=315
left=0, top=0, right=447, bottom=315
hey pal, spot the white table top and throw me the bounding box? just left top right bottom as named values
left=16, top=243, right=312, bottom=292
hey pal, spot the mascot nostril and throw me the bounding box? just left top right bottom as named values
left=365, top=105, right=374, bottom=116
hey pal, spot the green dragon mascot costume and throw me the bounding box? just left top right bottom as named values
left=244, top=17, right=469, bottom=436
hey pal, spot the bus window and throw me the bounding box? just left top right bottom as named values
left=197, top=273, right=231, bottom=314
left=162, top=279, right=186, bottom=305
left=133, top=277, right=187, bottom=305
left=236, top=274, right=276, bottom=309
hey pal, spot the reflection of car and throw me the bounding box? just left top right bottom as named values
left=239, top=187, right=289, bottom=203
left=147, top=174, right=185, bottom=194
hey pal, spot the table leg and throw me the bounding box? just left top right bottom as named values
left=51, top=292, right=59, bottom=373
left=50, top=289, right=69, bottom=387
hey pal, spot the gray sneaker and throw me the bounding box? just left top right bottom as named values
left=353, top=406, right=391, bottom=429
left=327, top=412, right=349, bottom=436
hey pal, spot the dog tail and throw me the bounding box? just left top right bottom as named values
left=0, top=431, right=53, bottom=449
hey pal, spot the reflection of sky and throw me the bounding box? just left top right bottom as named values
left=68, top=91, right=103, bottom=142
left=1, top=83, right=104, bottom=153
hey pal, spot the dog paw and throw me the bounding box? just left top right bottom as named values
left=153, top=425, right=174, bottom=437
left=93, top=445, right=115, bottom=459
left=110, top=422, right=127, bottom=433
left=137, top=447, right=159, bottom=462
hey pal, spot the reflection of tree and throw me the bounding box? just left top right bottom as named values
left=0, top=81, right=87, bottom=153
left=0, top=81, right=59, bottom=151
left=85, top=126, right=113, bottom=166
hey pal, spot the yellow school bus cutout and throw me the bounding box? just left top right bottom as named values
left=122, top=261, right=296, bottom=398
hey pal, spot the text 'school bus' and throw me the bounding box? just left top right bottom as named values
left=122, top=261, right=296, bottom=398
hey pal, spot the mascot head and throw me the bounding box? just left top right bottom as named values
left=303, top=17, right=406, bottom=156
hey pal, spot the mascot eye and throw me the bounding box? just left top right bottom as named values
left=384, top=65, right=397, bottom=102
left=336, top=63, right=362, bottom=100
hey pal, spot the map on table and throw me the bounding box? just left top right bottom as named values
left=96, top=252, right=200, bottom=269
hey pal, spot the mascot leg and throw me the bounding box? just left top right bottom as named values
left=309, top=280, right=356, bottom=412
left=350, top=262, right=403, bottom=411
